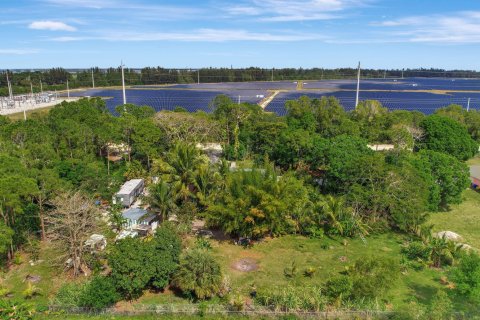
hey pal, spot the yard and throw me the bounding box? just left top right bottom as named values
left=2, top=190, right=479, bottom=315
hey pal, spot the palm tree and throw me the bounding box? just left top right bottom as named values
left=320, top=195, right=346, bottom=236
left=173, top=249, right=223, bottom=299
left=145, top=180, right=177, bottom=221
left=167, top=143, right=206, bottom=187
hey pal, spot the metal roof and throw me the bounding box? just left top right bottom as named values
left=117, top=179, right=143, bottom=195
left=122, top=207, right=149, bottom=221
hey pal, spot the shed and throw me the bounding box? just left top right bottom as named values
left=114, top=179, right=144, bottom=207
left=470, top=166, right=480, bottom=187
left=122, top=207, right=158, bottom=232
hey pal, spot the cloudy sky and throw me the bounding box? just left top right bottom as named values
left=1, top=0, right=479, bottom=69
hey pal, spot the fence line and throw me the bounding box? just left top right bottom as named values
left=49, top=304, right=396, bottom=319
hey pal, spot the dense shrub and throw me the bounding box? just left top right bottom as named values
left=402, top=241, right=431, bottom=261
left=348, top=256, right=399, bottom=300
left=80, top=276, right=121, bottom=309
left=419, top=114, right=478, bottom=160
left=52, top=282, right=87, bottom=307
left=449, top=252, right=480, bottom=303
left=255, top=286, right=326, bottom=312
left=173, top=249, right=223, bottom=299
left=109, top=225, right=181, bottom=299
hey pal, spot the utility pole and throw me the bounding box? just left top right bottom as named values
left=66, top=79, right=70, bottom=98
left=355, top=61, right=361, bottom=108
left=238, top=95, right=241, bottom=105
left=6, top=72, right=13, bottom=99
left=271, top=68, right=274, bottom=82
left=384, top=70, right=386, bottom=79
left=197, top=69, right=200, bottom=84
left=467, top=98, right=471, bottom=112
left=401, top=69, right=404, bottom=79
left=40, top=80, right=43, bottom=93
left=30, top=82, right=33, bottom=98
left=91, top=68, right=95, bottom=88
left=121, top=61, right=127, bottom=105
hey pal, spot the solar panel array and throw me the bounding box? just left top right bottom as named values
left=69, top=78, right=480, bottom=116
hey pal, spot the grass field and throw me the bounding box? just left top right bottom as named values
left=429, top=189, right=480, bottom=249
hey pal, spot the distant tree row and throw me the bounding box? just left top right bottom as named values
left=2, top=67, right=480, bottom=96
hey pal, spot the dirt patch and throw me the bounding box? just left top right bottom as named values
left=231, top=258, right=259, bottom=272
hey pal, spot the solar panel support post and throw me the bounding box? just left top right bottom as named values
left=467, top=98, right=471, bottom=112
left=121, top=61, right=127, bottom=105
left=355, top=61, right=361, bottom=108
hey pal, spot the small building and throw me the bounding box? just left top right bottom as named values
left=196, top=143, right=223, bottom=164
left=122, top=207, right=158, bottom=236
left=470, top=166, right=480, bottom=188
left=114, top=179, right=144, bottom=207
left=367, top=144, right=395, bottom=151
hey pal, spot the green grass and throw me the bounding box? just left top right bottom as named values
left=1, top=243, right=82, bottom=307
left=209, top=233, right=441, bottom=309
left=429, top=189, right=480, bottom=249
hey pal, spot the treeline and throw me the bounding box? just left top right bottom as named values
left=2, top=67, right=480, bottom=96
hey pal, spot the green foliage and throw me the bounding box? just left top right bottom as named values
left=206, top=168, right=313, bottom=239
left=348, top=256, right=399, bottom=300
left=420, top=114, right=478, bottom=160
left=109, top=225, right=181, bottom=299
left=53, top=282, right=87, bottom=307
left=108, top=237, right=156, bottom=299
left=22, top=282, right=41, bottom=299
left=0, top=299, right=35, bottom=319
left=449, top=252, right=480, bottom=303
left=416, top=150, right=470, bottom=210
left=255, top=286, right=326, bottom=312
left=402, top=241, right=431, bottom=262
left=283, top=261, right=298, bottom=278
left=324, top=275, right=353, bottom=302
left=427, top=290, right=453, bottom=320
left=174, top=249, right=223, bottom=299
left=80, top=276, right=121, bottom=309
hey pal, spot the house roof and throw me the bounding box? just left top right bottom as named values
left=117, top=179, right=144, bottom=195
left=122, top=207, right=148, bottom=221
left=470, top=166, right=480, bottom=179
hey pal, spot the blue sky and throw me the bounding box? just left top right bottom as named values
left=1, top=0, right=480, bottom=69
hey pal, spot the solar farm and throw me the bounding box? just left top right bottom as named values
left=69, top=77, right=480, bottom=115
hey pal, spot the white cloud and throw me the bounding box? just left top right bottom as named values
left=29, top=21, right=76, bottom=31
left=225, top=0, right=371, bottom=21
left=51, top=29, right=324, bottom=42
left=375, top=11, right=480, bottom=44
left=0, top=49, right=39, bottom=55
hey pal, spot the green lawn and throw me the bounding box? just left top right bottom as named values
left=429, top=189, right=480, bottom=249
left=1, top=244, right=82, bottom=307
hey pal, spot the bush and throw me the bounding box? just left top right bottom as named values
left=80, top=276, right=120, bottom=309
left=0, top=299, right=35, bottom=319
left=420, top=114, right=478, bottom=161
left=173, top=249, right=223, bottom=299
left=427, top=290, right=453, bottom=320
left=349, top=256, right=399, bottom=300
left=109, top=225, right=181, bottom=299
left=255, top=286, right=326, bottom=312
left=52, top=282, right=86, bottom=307
left=402, top=241, right=431, bottom=262
left=324, top=275, right=353, bottom=301
left=449, top=252, right=480, bottom=303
